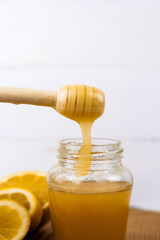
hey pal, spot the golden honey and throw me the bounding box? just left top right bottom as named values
left=47, top=85, right=133, bottom=240
left=48, top=182, right=132, bottom=240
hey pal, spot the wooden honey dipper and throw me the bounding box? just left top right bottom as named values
left=0, top=85, right=105, bottom=120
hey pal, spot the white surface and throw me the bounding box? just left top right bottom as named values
left=0, top=0, right=160, bottom=211
left=0, top=0, right=160, bottom=66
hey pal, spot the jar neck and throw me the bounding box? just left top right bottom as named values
left=58, top=138, right=123, bottom=171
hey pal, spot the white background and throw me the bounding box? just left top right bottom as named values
left=0, top=0, right=160, bottom=211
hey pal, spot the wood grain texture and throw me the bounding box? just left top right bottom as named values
left=25, top=208, right=160, bottom=240
left=0, top=86, right=57, bottom=107
left=126, top=209, right=160, bottom=240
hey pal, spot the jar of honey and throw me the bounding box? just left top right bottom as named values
left=47, top=138, right=133, bottom=240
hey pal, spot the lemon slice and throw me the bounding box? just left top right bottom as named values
left=0, top=188, right=43, bottom=232
left=0, top=171, right=49, bottom=223
left=0, top=199, right=30, bottom=240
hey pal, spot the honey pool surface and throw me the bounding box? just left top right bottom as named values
left=48, top=182, right=132, bottom=240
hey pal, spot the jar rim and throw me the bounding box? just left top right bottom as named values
left=60, top=138, right=121, bottom=147
left=58, top=138, right=123, bottom=165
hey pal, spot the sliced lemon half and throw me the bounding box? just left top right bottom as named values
left=0, top=199, right=30, bottom=240
left=0, top=171, right=49, bottom=223
left=0, top=188, right=43, bottom=232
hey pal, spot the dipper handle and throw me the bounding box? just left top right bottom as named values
left=0, top=86, right=57, bottom=108
left=0, top=85, right=105, bottom=120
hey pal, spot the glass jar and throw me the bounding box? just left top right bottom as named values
left=47, top=138, right=133, bottom=240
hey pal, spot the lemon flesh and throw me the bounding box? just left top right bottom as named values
left=0, top=199, right=30, bottom=240
left=0, top=171, right=49, bottom=223
left=0, top=188, right=43, bottom=232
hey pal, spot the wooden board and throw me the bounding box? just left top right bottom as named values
left=126, top=208, right=160, bottom=240
left=25, top=208, right=160, bottom=240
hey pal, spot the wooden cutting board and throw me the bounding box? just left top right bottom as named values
left=126, top=208, right=160, bottom=240
left=25, top=208, right=160, bottom=240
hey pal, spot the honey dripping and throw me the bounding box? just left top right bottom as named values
left=56, top=84, right=105, bottom=175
